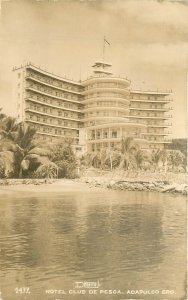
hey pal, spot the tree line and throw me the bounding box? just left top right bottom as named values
left=0, top=109, right=186, bottom=179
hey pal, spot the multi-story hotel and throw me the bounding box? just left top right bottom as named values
left=12, top=62, right=172, bottom=153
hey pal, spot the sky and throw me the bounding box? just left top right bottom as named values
left=0, top=0, right=187, bottom=138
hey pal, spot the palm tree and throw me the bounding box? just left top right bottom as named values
left=13, top=123, right=51, bottom=177
left=134, top=149, right=149, bottom=170
left=150, top=149, right=162, bottom=171
left=0, top=116, right=18, bottom=141
left=167, top=150, right=185, bottom=172
left=118, top=137, right=138, bottom=170
left=0, top=122, right=50, bottom=178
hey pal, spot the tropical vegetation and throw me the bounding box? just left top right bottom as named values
left=0, top=110, right=78, bottom=179
left=80, top=137, right=187, bottom=174
left=0, top=109, right=186, bottom=179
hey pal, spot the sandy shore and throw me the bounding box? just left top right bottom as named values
left=0, top=179, right=102, bottom=194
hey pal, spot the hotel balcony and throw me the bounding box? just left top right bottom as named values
left=36, top=132, right=80, bottom=144
left=130, top=107, right=172, bottom=112
left=129, top=115, right=172, bottom=120
left=83, top=106, right=129, bottom=113
left=149, top=139, right=172, bottom=144
left=130, top=99, right=172, bottom=104
left=82, top=87, right=130, bottom=95
left=82, top=96, right=129, bottom=103
left=25, top=108, right=82, bottom=122
left=88, top=134, right=146, bottom=143
left=84, top=103, right=128, bottom=109
left=83, top=116, right=131, bottom=122
left=25, top=98, right=82, bottom=113
left=144, top=132, right=172, bottom=136
left=85, top=120, right=147, bottom=130
left=26, top=86, right=81, bottom=104
left=26, top=119, right=79, bottom=131
left=131, top=89, right=172, bottom=95
left=147, top=123, right=172, bottom=127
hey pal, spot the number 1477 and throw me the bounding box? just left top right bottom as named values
left=15, top=288, right=30, bottom=294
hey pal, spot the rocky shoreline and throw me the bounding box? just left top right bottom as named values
left=0, top=176, right=187, bottom=196
left=82, top=177, right=187, bottom=196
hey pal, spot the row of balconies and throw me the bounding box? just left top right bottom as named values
left=84, top=102, right=129, bottom=109
left=26, top=92, right=82, bottom=110
left=26, top=118, right=83, bottom=131
left=37, top=126, right=78, bottom=137
left=26, top=97, right=82, bottom=113
left=26, top=83, right=83, bottom=100
left=84, top=94, right=126, bottom=100
left=82, top=87, right=130, bottom=96
left=146, top=131, right=171, bottom=135
left=84, top=82, right=129, bottom=90
left=130, top=98, right=172, bottom=103
left=36, top=132, right=79, bottom=144
left=129, top=114, right=172, bottom=119
left=147, top=123, right=172, bottom=127
left=130, top=107, right=172, bottom=111
left=26, top=113, right=81, bottom=128
left=26, top=105, right=80, bottom=120
left=84, top=112, right=127, bottom=118
left=26, top=71, right=83, bottom=93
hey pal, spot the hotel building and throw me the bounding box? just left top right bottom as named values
left=13, top=62, right=172, bottom=153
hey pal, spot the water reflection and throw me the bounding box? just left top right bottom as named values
left=0, top=190, right=186, bottom=299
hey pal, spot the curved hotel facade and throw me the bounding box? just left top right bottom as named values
left=13, top=62, right=172, bottom=153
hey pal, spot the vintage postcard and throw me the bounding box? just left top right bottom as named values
left=0, top=0, right=187, bottom=299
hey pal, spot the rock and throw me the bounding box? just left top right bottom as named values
left=174, top=184, right=187, bottom=193
left=162, top=185, right=176, bottom=193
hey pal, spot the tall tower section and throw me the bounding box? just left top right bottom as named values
left=81, top=62, right=148, bottom=152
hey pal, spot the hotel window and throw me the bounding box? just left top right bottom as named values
left=96, top=132, right=100, bottom=139
left=58, top=111, right=62, bottom=116
left=64, top=112, right=68, bottom=117
left=55, top=129, right=58, bottom=135
left=104, top=131, right=108, bottom=138
left=37, top=116, right=40, bottom=121
left=112, top=131, right=117, bottom=138
left=58, top=120, right=62, bottom=125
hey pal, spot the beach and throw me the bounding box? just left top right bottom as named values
left=0, top=170, right=187, bottom=196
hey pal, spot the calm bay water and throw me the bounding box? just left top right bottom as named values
left=0, top=189, right=186, bottom=300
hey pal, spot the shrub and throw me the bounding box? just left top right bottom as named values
left=33, top=162, right=58, bottom=179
